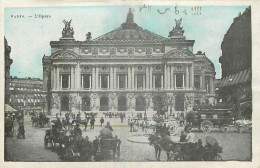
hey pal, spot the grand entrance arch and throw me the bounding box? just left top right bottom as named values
left=118, top=96, right=127, bottom=111
left=82, top=96, right=91, bottom=111
left=61, top=96, right=69, bottom=111
left=100, top=97, right=109, bottom=111
left=135, top=96, right=146, bottom=111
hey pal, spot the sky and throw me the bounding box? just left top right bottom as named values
left=4, top=5, right=248, bottom=79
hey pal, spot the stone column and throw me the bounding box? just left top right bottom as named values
left=186, top=65, right=189, bottom=89
left=96, top=66, right=99, bottom=89
left=161, top=74, right=163, bottom=89
left=149, top=66, right=153, bottom=89
left=132, top=67, right=135, bottom=89
left=191, top=64, right=194, bottom=90
left=210, top=76, right=214, bottom=94
left=75, top=63, right=81, bottom=89
left=71, top=66, right=74, bottom=89
left=57, top=66, right=60, bottom=90
left=110, top=66, right=114, bottom=90
left=146, top=66, right=149, bottom=89
left=202, top=69, right=205, bottom=90
left=114, top=67, right=117, bottom=89
left=128, top=66, right=131, bottom=89
left=200, top=75, right=202, bottom=90
left=167, top=66, right=170, bottom=89
left=164, top=65, right=167, bottom=89
left=92, top=66, right=96, bottom=89
left=143, top=75, right=145, bottom=89
left=52, top=67, right=55, bottom=89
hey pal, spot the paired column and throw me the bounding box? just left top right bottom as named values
left=164, top=65, right=167, bottom=89
left=56, top=66, right=60, bottom=89
left=114, top=67, right=117, bottom=89
left=146, top=66, right=149, bottom=89
left=210, top=76, right=214, bottom=94
left=149, top=66, right=153, bottom=89
left=71, top=66, right=75, bottom=89
left=128, top=67, right=131, bottom=89
left=110, top=66, right=114, bottom=90
left=92, top=66, right=96, bottom=89
left=186, top=66, right=189, bottom=89
left=131, top=67, right=135, bottom=89
left=167, top=66, right=170, bottom=89
left=202, top=69, right=205, bottom=90
left=96, top=66, right=99, bottom=89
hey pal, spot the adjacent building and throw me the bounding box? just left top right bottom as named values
left=42, top=9, right=216, bottom=117
left=9, top=77, right=46, bottom=114
left=219, top=7, right=251, bottom=119
left=4, top=37, right=13, bottom=104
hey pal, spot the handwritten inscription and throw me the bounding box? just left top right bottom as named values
left=133, top=5, right=202, bottom=15
left=10, top=14, right=51, bottom=19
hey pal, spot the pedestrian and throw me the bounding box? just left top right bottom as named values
left=120, top=113, right=124, bottom=123
left=185, top=127, right=195, bottom=143
left=129, top=119, right=134, bottom=132
left=100, top=117, right=104, bottom=127
left=105, top=121, right=113, bottom=131
left=180, top=111, right=185, bottom=126
left=73, top=123, right=82, bottom=136
left=90, top=116, right=95, bottom=129
left=17, top=122, right=25, bottom=139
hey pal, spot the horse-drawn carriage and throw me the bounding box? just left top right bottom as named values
left=5, top=118, right=14, bottom=137
left=94, top=137, right=121, bottom=161
left=31, top=114, right=50, bottom=127
left=190, top=106, right=233, bottom=133
left=148, top=134, right=223, bottom=161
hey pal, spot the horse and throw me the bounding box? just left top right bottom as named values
left=148, top=134, right=176, bottom=161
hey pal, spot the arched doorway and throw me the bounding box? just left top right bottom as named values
left=82, top=96, right=91, bottom=111
left=100, top=97, right=109, bottom=111
left=135, top=96, right=145, bottom=111
left=175, top=94, right=184, bottom=111
left=61, top=96, right=69, bottom=111
left=118, top=96, right=127, bottom=111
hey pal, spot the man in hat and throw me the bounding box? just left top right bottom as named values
left=185, top=127, right=195, bottom=143
left=73, top=123, right=82, bottom=136
left=105, top=121, right=113, bottom=131
left=17, top=122, right=25, bottom=139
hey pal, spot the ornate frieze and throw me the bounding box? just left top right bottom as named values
left=51, top=50, right=78, bottom=59
left=146, top=47, right=152, bottom=55
left=117, top=47, right=127, bottom=54
left=135, top=48, right=145, bottom=53
left=128, top=48, right=134, bottom=55
left=80, top=65, right=92, bottom=72
left=153, top=47, right=163, bottom=53
left=92, top=48, right=98, bottom=55
left=100, top=47, right=109, bottom=54
left=82, top=47, right=92, bottom=54
left=59, top=65, right=71, bottom=73
left=110, top=48, right=116, bottom=55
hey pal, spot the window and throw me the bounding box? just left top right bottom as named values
left=136, top=74, right=145, bottom=89
left=100, top=74, right=109, bottom=89
left=61, top=74, right=70, bottom=89
left=194, top=75, right=200, bottom=90
left=154, top=74, right=162, bottom=88
left=176, top=73, right=184, bottom=88
left=205, top=76, right=210, bottom=93
left=81, top=74, right=91, bottom=89
left=118, top=74, right=127, bottom=89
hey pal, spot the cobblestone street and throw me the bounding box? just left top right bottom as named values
left=5, top=115, right=251, bottom=161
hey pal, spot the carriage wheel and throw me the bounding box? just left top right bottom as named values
left=200, top=120, right=213, bottom=133
left=213, top=154, right=223, bottom=161
left=219, top=124, right=231, bottom=133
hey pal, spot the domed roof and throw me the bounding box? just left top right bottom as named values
left=93, top=8, right=166, bottom=42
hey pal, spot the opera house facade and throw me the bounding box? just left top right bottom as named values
left=42, top=9, right=216, bottom=117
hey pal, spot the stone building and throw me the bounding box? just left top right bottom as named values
left=9, top=77, right=45, bottom=114
left=4, top=37, right=13, bottom=104
left=42, top=9, right=216, bottom=117
left=219, top=7, right=251, bottom=119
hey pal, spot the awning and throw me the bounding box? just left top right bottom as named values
left=5, top=104, right=17, bottom=112
left=220, top=68, right=251, bottom=87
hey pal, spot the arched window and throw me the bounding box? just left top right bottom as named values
left=135, top=96, right=146, bottom=111
left=100, top=97, right=109, bottom=111
left=82, top=97, right=91, bottom=111
left=61, top=96, right=69, bottom=111
left=118, top=96, right=127, bottom=111
left=175, top=94, right=184, bottom=111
